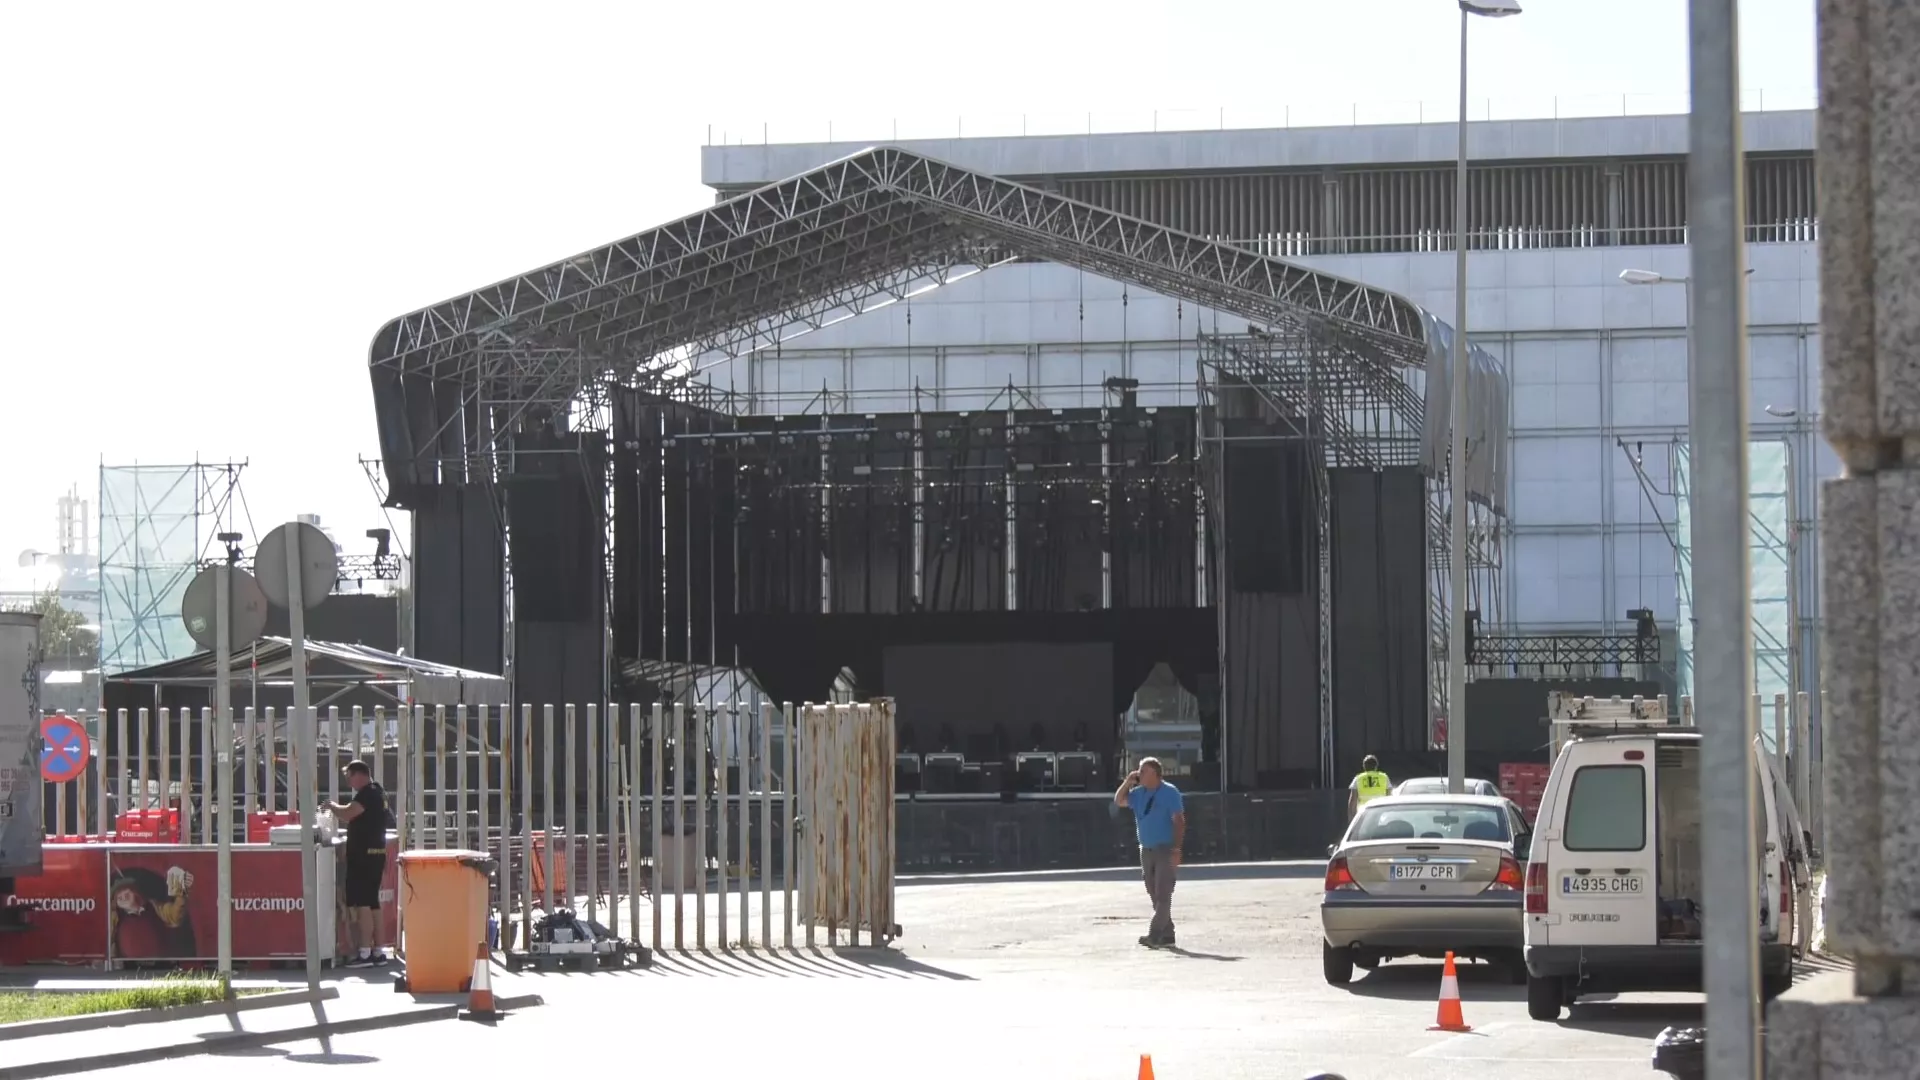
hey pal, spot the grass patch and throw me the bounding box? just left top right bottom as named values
left=0, top=973, right=234, bottom=1025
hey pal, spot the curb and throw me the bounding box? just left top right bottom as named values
left=0, top=988, right=339, bottom=1042
left=0, top=993, right=542, bottom=1080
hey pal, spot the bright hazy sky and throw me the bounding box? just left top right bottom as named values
left=1, top=0, right=1816, bottom=575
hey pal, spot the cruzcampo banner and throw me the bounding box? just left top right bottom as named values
left=0, top=612, right=45, bottom=877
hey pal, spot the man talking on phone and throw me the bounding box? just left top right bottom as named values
left=1114, top=756, right=1185, bottom=948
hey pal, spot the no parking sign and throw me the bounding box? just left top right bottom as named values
left=40, top=714, right=90, bottom=784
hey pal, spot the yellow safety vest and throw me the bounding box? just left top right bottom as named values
left=1353, top=770, right=1391, bottom=806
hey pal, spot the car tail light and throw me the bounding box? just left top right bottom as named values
left=1324, top=856, right=1359, bottom=892
left=1525, top=860, right=1550, bottom=914
left=1488, top=855, right=1525, bottom=892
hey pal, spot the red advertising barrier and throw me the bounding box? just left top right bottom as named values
left=2, top=841, right=401, bottom=967
left=0, top=845, right=109, bottom=963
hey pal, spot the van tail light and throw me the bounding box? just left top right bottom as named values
left=1488, top=856, right=1525, bottom=892
left=1525, top=861, right=1550, bottom=914
left=1324, top=856, right=1359, bottom=892
left=1780, top=861, right=1792, bottom=927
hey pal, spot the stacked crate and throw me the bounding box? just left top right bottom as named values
left=1499, top=762, right=1551, bottom=822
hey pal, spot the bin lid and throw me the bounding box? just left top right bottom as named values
left=396, top=849, right=490, bottom=863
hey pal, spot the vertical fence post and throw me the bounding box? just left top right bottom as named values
left=650, top=703, right=664, bottom=952
left=136, top=707, right=151, bottom=814
left=628, top=703, right=644, bottom=940
left=157, top=708, right=171, bottom=834
left=455, top=705, right=469, bottom=850
left=564, top=704, right=579, bottom=914
left=411, top=705, right=428, bottom=848
left=519, top=704, right=534, bottom=950
left=262, top=705, right=276, bottom=812
left=98, top=710, right=112, bottom=837
left=327, top=706, right=341, bottom=808
left=395, top=702, right=411, bottom=956
left=477, top=704, right=490, bottom=872
left=369, top=707, right=384, bottom=790
left=673, top=703, right=686, bottom=951
left=586, top=702, right=600, bottom=927
left=695, top=703, right=709, bottom=951
left=200, top=707, right=214, bottom=845
left=1794, top=690, right=1812, bottom=842
left=782, top=701, right=794, bottom=949
left=240, top=706, right=255, bottom=814
left=1773, top=692, right=1788, bottom=763
left=717, top=703, right=730, bottom=948
left=735, top=701, right=748, bottom=946
left=801, top=702, right=815, bottom=949
left=759, top=700, right=773, bottom=949
left=544, top=704, right=558, bottom=916
left=114, top=709, right=129, bottom=833
left=434, top=704, right=449, bottom=850
left=489, top=704, right=506, bottom=952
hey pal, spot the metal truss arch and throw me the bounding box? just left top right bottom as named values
left=370, top=147, right=1444, bottom=507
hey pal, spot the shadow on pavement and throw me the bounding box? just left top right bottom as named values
left=1161, top=946, right=1243, bottom=962
left=899, top=861, right=1324, bottom=888
left=286, top=1052, right=383, bottom=1064
left=1558, top=999, right=1702, bottom=1037
left=634, top=945, right=976, bottom=981
left=1340, top=961, right=1526, bottom=1002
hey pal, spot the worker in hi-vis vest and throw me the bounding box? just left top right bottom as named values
left=1347, top=755, right=1391, bottom=819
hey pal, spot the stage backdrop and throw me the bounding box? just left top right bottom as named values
left=882, top=642, right=1115, bottom=760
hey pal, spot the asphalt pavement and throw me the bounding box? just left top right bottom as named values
left=76, top=861, right=1709, bottom=1080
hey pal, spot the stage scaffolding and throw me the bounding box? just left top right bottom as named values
left=368, top=145, right=1510, bottom=781
left=1195, top=330, right=1505, bottom=768
left=97, top=462, right=248, bottom=673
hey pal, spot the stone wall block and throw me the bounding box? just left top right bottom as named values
left=1823, top=0, right=1880, bottom=461
left=1869, top=3, right=1920, bottom=440
left=1875, top=469, right=1920, bottom=953
left=1820, top=476, right=1881, bottom=952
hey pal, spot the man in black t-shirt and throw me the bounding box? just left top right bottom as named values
left=323, top=760, right=389, bottom=967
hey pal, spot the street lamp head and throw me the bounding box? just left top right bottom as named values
left=1619, top=268, right=1666, bottom=286
left=1461, top=0, right=1522, bottom=15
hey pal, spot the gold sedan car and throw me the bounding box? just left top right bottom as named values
left=1320, top=794, right=1532, bottom=985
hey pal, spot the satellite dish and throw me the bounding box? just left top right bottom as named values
left=181, top=566, right=270, bottom=651
left=257, top=522, right=337, bottom=611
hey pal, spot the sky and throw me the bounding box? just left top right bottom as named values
left=0, top=0, right=1816, bottom=578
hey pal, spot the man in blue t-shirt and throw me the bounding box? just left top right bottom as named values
left=1115, top=756, right=1186, bottom=948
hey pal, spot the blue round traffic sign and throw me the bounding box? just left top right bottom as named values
left=40, top=714, right=90, bottom=784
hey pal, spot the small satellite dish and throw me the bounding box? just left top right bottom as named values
left=257, top=521, right=337, bottom=611
left=181, top=566, right=270, bottom=651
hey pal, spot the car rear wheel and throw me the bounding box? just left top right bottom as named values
left=1526, top=973, right=1563, bottom=1021
left=1322, top=941, right=1354, bottom=986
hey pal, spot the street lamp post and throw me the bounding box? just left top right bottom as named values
left=1448, top=0, right=1520, bottom=796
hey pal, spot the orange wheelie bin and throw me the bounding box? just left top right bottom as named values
left=396, top=850, right=495, bottom=993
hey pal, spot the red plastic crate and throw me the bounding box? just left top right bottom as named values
left=115, top=808, right=181, bottom=843
left=246, top=811, right=301, bottom=844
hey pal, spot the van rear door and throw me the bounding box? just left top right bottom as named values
left=1546, top=740, right=1658, bottom=946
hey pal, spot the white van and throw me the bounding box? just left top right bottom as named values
left=1520, top=697, right=1810, bottom=1021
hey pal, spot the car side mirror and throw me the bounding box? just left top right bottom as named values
left=1326, top=843, right=1338, bottom=858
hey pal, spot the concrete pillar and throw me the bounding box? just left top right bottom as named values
left=1767, top=0, right=1920, bottom=1073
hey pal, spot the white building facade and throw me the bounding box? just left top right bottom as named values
left=697, top=109, right=1828, bottom=710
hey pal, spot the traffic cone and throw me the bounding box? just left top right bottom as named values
left=1427, top=951, right=1471, bottom=1032
left=1137, top=1053, right=1155, bottom=1080
left=460, top=941, right=497, bottom=1022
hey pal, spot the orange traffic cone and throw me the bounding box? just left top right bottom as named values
left=1137, top=1053, right=1155, bottom=1080
left=460, top=941, right=497, bottom=1022
left=1427, top=951, right=1471, bottom=1032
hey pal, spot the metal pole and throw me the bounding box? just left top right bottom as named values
left=1687, top=0, right=1760, bottom=1073
left=283, top=526, right=322, bottom=990
left=1447, top=2, right=1472, bottom=795
left=214, top=566, right=234, bottom=977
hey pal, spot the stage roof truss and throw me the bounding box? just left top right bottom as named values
left=372, top=148, right=1447, bottom=501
